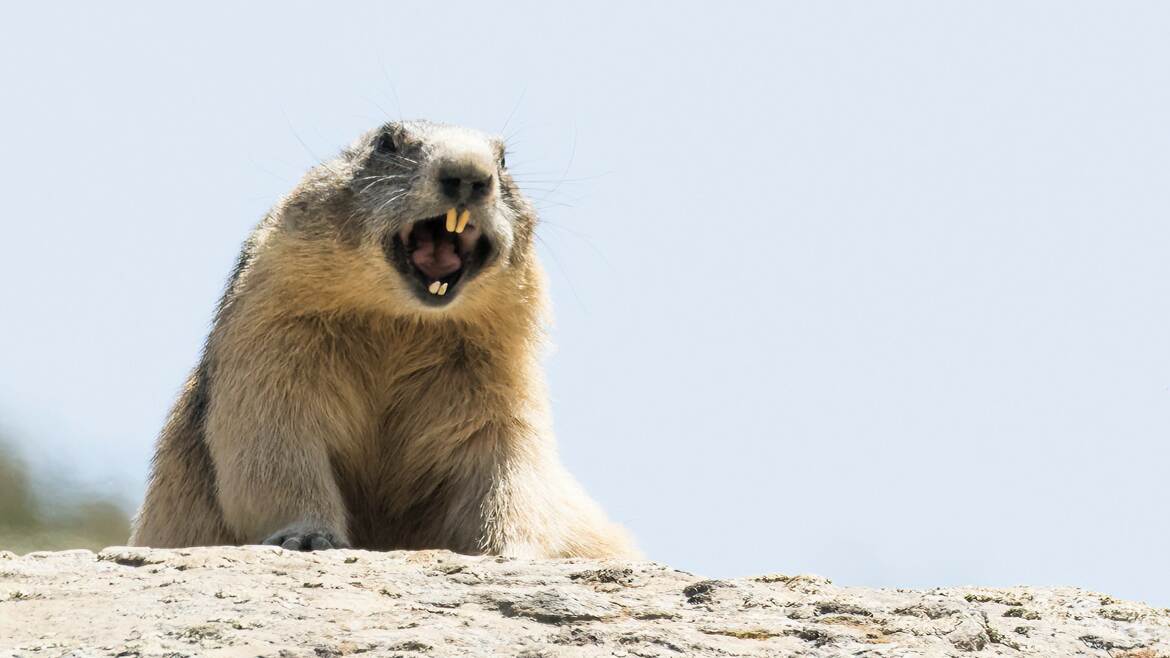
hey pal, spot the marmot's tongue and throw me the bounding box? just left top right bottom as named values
left=411, top=232, right=462, bottom=279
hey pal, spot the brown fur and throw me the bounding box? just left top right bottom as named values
left=129, top=121, right=638, bottom=558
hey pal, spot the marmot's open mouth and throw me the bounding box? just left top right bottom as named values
left=384, top=207, right=494, bottom=305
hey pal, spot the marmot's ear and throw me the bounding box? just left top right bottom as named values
left=375, top=130, right=398, bottom=155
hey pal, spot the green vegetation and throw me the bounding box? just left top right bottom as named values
left=0, top=435, right=131, bottom=554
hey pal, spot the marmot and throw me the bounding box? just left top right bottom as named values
left=129, top=120, right=639, bottom=558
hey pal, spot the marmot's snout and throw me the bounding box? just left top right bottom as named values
left=370, top=122, right=512, bottom=308
left=436, top=158, right=495, bottom=206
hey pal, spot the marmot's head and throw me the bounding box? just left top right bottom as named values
left=284, top=120, right=537, bottom=316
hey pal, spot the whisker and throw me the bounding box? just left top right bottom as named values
left=356, top=174, right=413, bottom=194
left=534, top=232, right=587, bottom=314
left=511, top=174, right=608, bottom=184
left=504, top=128, right=525, bottom=146
left=355, top=175, right=410, bottom=182
left=532, top=200, right=576, bottom=210
left=500, top=86, right=527, bottom=136
left=520, top=183, right=586, bottom=202
left=284, top=111, right=342, bottom=177
left=361, top=95, right=396, bottom=124
left=355, top=174, right=410, bottom=180
left=378, top=56, right=405, bottom=120
left=539, top=221, right=609, bottom=265
left=371, top=152, right=419, bottom=166
left=360, top=179, right=394, bottom=194
left=375, top=191, right=407, bottom=215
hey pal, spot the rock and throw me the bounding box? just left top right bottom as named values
left=0, top=547, right=1167, bottom=657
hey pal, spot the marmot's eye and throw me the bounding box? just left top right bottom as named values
left=499, top=153, right=507, bottom=169
left=376, top=132, right=398, bottom=154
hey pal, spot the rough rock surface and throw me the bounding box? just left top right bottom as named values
left=1, top=547, right=1167, bottom=657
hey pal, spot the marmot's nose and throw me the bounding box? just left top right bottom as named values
left=437, top=163, right=493, bottom=204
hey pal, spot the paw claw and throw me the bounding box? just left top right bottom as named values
left=262, top=524, right=346, bottom=551
left=308, top=535, right=334, bottom=551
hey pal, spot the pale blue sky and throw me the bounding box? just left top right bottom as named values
left=2, top=2, right=1168, bottom=605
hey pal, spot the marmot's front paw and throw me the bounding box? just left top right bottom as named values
left=263, top=524, right=348, bottom=551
